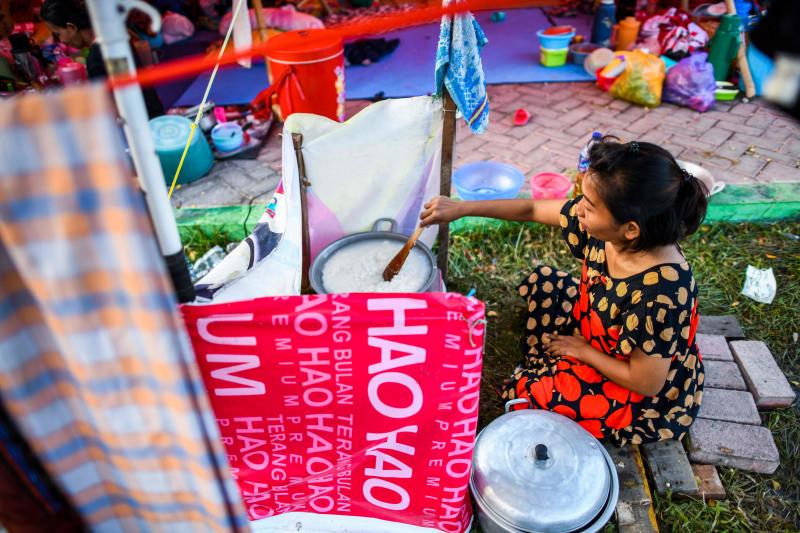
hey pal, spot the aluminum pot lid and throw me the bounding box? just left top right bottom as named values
left=472, top=409, right=611, bottom=532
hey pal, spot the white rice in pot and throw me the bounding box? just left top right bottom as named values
left=322, top=239, right=431, bottom=293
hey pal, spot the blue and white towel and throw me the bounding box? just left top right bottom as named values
left=435, top=0, right=490, bottom=134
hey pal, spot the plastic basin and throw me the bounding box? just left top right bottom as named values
left=211, top=122, right=244, bottom=153
left=540, top=47, right=569, bottom=67
left=570, top=43, right=601, bottom=66
left=150, top=114, right=213, bottom=185
left=584, top=47, right=615, bottom=78
left=531, top=172, right=572, bottom=199
left=454, top=162, right=525, bottom=201
left=536, top=28, right=575, bottom=49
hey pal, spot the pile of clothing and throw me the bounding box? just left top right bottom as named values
left=640, top=7, right=708, bottom=59
left=344, top=37, right=399, bottom=66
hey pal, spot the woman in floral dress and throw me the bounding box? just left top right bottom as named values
left=421, top=138, right=707, bottom=445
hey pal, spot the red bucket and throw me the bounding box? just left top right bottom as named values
left=266, top=29, right=345, bottom=122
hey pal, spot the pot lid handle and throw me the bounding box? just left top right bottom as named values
left=371, top=218, right=398, bottom=232
left=534, top=443, right=549, bottom=462
left=504, top=398, right=531, bottom=413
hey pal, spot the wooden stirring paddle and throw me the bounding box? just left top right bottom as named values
left=383, top=226, right=424, bottom=282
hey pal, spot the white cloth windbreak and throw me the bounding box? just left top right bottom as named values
left=194, top=96, right=444, bottom=302
left=232, top=0, right=252, bottom=69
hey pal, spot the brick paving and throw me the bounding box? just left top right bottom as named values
left=730, top=340, right=796, bottom=408
left=688, top=418, right=780, bottom=474
left=703, top=360, right=747, bottom=391
left=695, top=333, right=734, bottom=361
left=171, top=82, right=800, bottom=208
left=697, top=388, right=761, bottom=425
left=688, top=315, right=791, bottom=476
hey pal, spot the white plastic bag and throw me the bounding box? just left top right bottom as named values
left=741, top=265, right=777, bottom=304
left=161, top=12, right=195, bottom=45
left=219, top=5, right=324, bottom=35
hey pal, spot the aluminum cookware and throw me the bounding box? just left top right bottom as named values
left=309, top=218, right=436, bottom=294
left=470, top=400, right=619, bottom=533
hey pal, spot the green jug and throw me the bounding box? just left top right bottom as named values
left=708, top=14, right=742, bottom=81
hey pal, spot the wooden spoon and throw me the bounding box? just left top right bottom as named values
left=383, top=226, right=424, bottom=282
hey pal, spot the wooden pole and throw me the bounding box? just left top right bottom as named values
left=292, top=133, right=313, bottom=294
left=319, top=0, right=335, bottom=17
left=437, top=10, right=458, bottom=286
left=438, top=89, right=457, bottom=284
left=251, top=0, right=272, bottom=84
left=725, top=0, right=756, bottom=98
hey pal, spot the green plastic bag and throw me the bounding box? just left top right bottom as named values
left=610, top=50, right=666, bottom=108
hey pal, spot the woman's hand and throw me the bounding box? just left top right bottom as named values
left=420, top=196, right=465, bottom=227
left=543, top=334, right=670, bottom=396
left=543, top=332, right=590, bottom=361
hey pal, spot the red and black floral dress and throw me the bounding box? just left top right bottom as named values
left=502, top=197, right=704, bottom=446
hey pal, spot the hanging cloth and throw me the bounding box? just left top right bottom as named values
left=434, top=0, right=490, bottom=134
left=0, top=84, right=248, bottom=531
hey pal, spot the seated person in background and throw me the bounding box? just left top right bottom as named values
left=1, top=0, right=39, bottom=39
left=41, top=0, right=164, bottom=117
left=421, top=138, right=707, bottom=447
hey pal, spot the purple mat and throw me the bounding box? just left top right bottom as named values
left=171, top=8, right=593, bottom=107
left=154, top=30, right=221, bottom=110
left=347, top=8, right=594, bottom=99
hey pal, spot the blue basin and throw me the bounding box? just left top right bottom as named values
left=453, top=161, right=525, bottom=201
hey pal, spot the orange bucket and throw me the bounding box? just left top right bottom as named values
left=265, top=29, right=345, bottom=122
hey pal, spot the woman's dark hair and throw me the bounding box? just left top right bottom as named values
left=40, top=0, right=91, bottom=30
left=587, top=137, right=708, bottom=252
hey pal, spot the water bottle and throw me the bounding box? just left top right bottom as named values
left=591, top=0, right=616, bottom=48
left=575, top=131, right=603, bottom=196
left=708, top=14, right=741, bottom=81
left=578, top=131, right=603, bottom=173
left=189, top=245, right=228, bottom=283
left=8, top=33, right=43, bottom=83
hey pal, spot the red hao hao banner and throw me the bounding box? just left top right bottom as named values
left=181, top=293, right=485, bottom=532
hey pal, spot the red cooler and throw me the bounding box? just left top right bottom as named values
left=266, top=29, right=345, bottom=122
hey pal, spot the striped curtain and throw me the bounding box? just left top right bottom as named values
left=0, top=84, right=247, bottom=532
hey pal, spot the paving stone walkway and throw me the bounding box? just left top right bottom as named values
left=610, top=314, right=795, bottom=525
left=687, top=318, right=793, bottom=476
left=171, top=82, right=800, bottom=208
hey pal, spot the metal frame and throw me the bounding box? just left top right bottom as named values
left=85, top=0, right=195, bottom=302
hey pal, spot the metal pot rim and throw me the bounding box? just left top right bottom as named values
left=470, top=443, right=619, bottom=533
left=469, top=408, right=620, bottom=533
left=309, top=218, right=437, bottom=294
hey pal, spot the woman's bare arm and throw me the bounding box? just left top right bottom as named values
left=420, top=196, right=567, bottom=227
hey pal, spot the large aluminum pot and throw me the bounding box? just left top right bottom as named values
left=470, top=399, right=619, bottom=533
left=309, top=218, right=437, bottom=294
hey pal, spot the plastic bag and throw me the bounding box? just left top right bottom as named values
left=219, top=6, right=324, bottom=36
left=663, top=52, right=716, bottom=112
left=741, top=265, right=777, bottom=304
left=610, top=50, right=666, bottom=107
left=161, top=12, right=195, bottom=45
left=640, top=8, right=708, bottom=56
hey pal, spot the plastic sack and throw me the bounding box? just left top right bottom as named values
left=161, top=12, right=195, bottom=45
left=663, top=52, right=716, bottom=112
left=219, top=5, right=324, bottom=36
left=610, top=50, right=666, bottom=107
left=640, top=8, right=708, bottom=56
left=741, top=265, right=777, bottom=304
left=182, top=293, right=485, bottom=531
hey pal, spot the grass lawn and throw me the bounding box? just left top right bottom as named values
left=183, top=219, right=800, bottom=532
